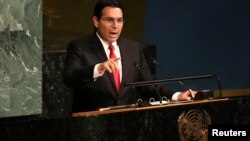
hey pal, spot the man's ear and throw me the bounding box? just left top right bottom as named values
left=93, top=16, right=98, bottom=28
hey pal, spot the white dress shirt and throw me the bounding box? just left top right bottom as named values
left=93, top=32, right=180, bottom=101
left=93, top=32, right=122, bottom=82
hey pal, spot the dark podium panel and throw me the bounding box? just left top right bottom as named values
left=1, top=97, right=250, bottom=141
left=70, top=97, right=250, bottom=141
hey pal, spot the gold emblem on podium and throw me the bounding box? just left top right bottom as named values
left=178, top=110, right=211, bottom=141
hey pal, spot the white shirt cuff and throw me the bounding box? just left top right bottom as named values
left=93, top=63, right=105, bottom=80
left=171, top=92, right=181, bottom=101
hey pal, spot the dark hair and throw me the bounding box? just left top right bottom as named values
left=94, top=0, right=124, bottom=19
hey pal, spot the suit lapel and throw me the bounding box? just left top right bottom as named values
left=89, top=34, right=118, bottom=94
left=118, top=39, right=130, bottom=95
left=89, top=34, right=107, bottom=63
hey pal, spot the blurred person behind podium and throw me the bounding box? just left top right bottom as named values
left=63, top=0, right=196, bottom=112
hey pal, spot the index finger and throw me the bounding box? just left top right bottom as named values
left=111, top=57, right=120, bottom=62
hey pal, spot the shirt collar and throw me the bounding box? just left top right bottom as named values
left=96, top=32, right=118, bottom=51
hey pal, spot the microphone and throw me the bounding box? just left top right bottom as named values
left=151, top=58, right=194, bottom=99
left=133, top=63, right=163, bottom=104
left=151, top=58, right=216, bottom=100
left=215, top=75, right=222, bottom=98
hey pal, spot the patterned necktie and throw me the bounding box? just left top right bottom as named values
left=108, top=44, right=120, bottom=92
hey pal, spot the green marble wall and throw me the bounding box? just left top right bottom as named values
left=0, top=0, right=42, bottom=117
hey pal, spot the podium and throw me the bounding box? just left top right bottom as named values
left=70, top=97, right=250, bottom=141
left=1, top=97, right=250, bottom=141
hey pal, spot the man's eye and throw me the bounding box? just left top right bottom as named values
left=106, top=18, right=113, bottom=22
left=117, top=19, right=124, bottom=23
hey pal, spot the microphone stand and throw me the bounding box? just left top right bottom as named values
left=124, top=74, right=215, bottom=87
left=151, top=58, right=222, bottom=99
left=216, top=76, right=222, bottom=98
left=134, top=63, right=163, bottom=104
left=152, top=58, right=193, bottom=99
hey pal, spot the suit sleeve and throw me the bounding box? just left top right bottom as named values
left=63, top=42, right=95, bottom=88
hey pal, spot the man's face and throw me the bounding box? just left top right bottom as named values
left=93, top=6, right=124, bottom=43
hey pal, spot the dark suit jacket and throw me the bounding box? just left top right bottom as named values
left=63, top=33, right=175, bottom=112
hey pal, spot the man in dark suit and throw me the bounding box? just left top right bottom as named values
left=63, top=0, right=196, bottom=112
